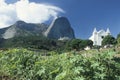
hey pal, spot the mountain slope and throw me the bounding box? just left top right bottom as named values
left=0, top=21, right=48, bottom=39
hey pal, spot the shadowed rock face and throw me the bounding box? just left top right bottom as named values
left=44, top=17, right=75, bottom=39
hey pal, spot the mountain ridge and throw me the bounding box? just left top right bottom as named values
left=0, top=17, right=75, bottom=40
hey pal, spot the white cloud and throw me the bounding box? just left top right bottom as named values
left=0, top=0, right=64, bottom=28
left=0, top=0, right=17, bottom=27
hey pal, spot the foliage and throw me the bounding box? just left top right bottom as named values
left=0, top=48, right=120, bottom=80
left=117, top=33, right=120, bottom=39
left=66, top=39, right=82, bottom=50
left=0, top=36, right=93, bottom=52
left=82, top=39, right=93, bottom=48
left=117, top=33, right=120, bottom=45
left=102, top=35, right=117, bottom=46
left=0, top=38, right=4, bottom=47
left=65, top=39, right=93, bottom=51
left=1, top=36, right=66, bottom=51
left=117, top=37, right=120, bottom=45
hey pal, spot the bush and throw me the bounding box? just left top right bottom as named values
left=0, top=48, right=120, bottom=80
left=102, top=35, right=117, bottom=46
left=65, top=39, right=93, bottom=51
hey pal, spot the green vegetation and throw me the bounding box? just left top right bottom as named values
left=0, top=32, right=120, bottom=80
left=117, top=33, right=120, bottom=45
left=102, top=35, right=117, bottom=46
left=0, top=36, right=93, bottom=52
left=0, top=48, right=120, bottom=80
left=65, top=39, right=93, bottom=51
left=117, top=33, right=120, bottom=39
left=0, top=36, right=66, bottom=51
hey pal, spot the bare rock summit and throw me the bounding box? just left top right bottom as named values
left=44, top=17, right=75, bottom=40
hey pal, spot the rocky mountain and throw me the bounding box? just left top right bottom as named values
left=0, top=17, right=75, bottom=40
left=44, top=17, right=75, bottom=40
left=0, top=21, right=48, bottom=39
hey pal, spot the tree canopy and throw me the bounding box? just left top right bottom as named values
left=102, top=35, right=116, bottom=46
left=65, top=39, right=93, bottom=51
left=117, top=33, right=120, bottom=45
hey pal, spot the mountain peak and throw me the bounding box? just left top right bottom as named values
left=15, top=20, right=26, bottom=25
left=44, top=17, right=75, bottom=39
left=0, top=16, right=75, bottom=40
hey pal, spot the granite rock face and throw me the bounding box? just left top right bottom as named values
left=0, top=21, right=48, bottom=39
left=44, top=17, right=75, bottom=40
left=2, top=26, right=17, bottom=39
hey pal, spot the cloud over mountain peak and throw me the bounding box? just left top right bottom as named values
left=0, top=0, right=64, bottom=28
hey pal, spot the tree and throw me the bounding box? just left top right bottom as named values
left=0, top=38, right=5, bottom=48
left=117, top=33, right=120, bottom=39
left=117, top=38, right=120, bottom=45
left=117, top=33, right=120, bottom=45
left=102, top=35, right=116, bottom=46
left=84, top=40, right=93, bottom=48
left=70, top=39, right=82, bottom=51
left=65, top=39, right=82, bottom=51
left=65, top=39, right=93, bottom=51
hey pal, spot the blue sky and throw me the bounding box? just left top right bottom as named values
left=7, top=0, right=120, bottom=39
